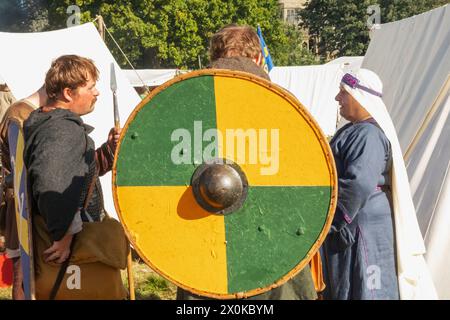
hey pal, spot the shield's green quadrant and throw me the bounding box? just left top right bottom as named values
left=224, top=186, right=331, bottom=293
left=116, top=76, right=218, bottom=186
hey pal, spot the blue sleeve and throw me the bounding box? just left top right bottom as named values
left=333, top=125, right=388, bottom=230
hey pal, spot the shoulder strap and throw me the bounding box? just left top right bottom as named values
left=48, top=234, right=77, bottom=300
left=49, top=169, right=98, bottom=300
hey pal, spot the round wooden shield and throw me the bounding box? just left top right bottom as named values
left=113, top=70, right=337, bottom=299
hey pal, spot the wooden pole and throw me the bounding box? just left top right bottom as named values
left=99, top=12, right=135, bottom=300
left=127, top=249, right=135, bottom=300
left=96, top=15, right=105, bottom=41
left=198, top=55, right=202, bottom=69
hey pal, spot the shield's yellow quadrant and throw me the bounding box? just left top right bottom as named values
left=214, top=76, right=331, bottom=186
left=116, top=185, right=228, bottom=294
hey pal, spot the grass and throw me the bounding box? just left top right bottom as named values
left=0, top=287, right=11, bottom=300
left=0, top=258, right=177, bottom=300
left=122, top=258, right=177, bottom=300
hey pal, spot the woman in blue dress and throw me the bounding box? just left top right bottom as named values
left=322, top=70, right=399, bottom=300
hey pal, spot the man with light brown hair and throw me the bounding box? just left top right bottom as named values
left=209, top=24, right=263, bottom=64
left=22, top=55, right=128, bottom=299
left=208, top=24, right=267, bottom=80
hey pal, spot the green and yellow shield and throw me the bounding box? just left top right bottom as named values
left=113, top=70, right=337, bottom=299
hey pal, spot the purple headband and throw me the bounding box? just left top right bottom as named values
left=341, top=73, right=383, bottom=98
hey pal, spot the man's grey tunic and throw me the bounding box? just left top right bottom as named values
left=23, top=108, right=105, bottom=241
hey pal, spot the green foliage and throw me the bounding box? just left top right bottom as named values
left=0, top=0, right=330, bottom=68
left=273, top=24, right=320, bottom=66
left=379, top=0, right=449, bottom=22
left=300, top=0, right=448, bottom=61
left=0, top=0, right=47, bottom=32
left=299, top=0, right=379, bottom=60
left=0, top=0, right=24, bottom=32
left=45, top=0, right=301, bottom=69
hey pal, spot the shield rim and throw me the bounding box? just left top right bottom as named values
left=112, top=69, right=338, bottom=299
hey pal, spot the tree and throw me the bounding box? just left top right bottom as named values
left=379, top=0, right=449, bottom=22
left=299, top=0, right=378, bottom=61
left=299, top=0, right=448, bottom=61
left=0, top=0, right=48, bottom=32
left=45, top=0, right=302, bottom=69
left=274, top=24, right=319, bottom=66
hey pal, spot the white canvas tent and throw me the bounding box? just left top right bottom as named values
left=326, top=56, right=364, bottom=72
left=269, top=64, right=344, bottom=137
left=362, top=4, right=450, bottom=299
left=122, top=69, right=179, bottom=87
left=0, top=23, right=142, bottom=220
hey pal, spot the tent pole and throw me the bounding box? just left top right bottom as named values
left=102, top=22, right=148, bottom=91
left=96, top=15, right=105, bottom=41
left=404, top=76, right=450, bottom=162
